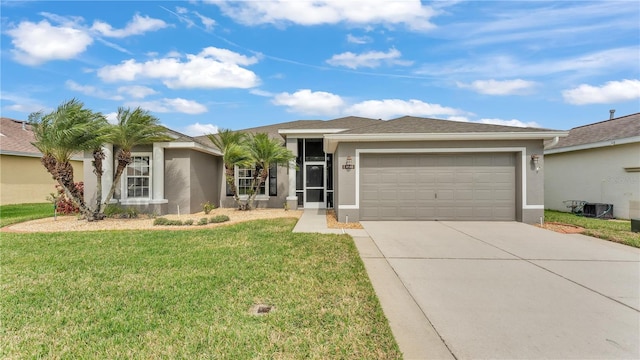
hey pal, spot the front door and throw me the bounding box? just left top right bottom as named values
left=304, top=163, right=325, bottom=209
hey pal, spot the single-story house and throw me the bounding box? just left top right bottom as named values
left=0, top=117, right=84, bottom=205
left=544, top=112, right=640, bottom=220
left=85, top=115, right=567, bottom=224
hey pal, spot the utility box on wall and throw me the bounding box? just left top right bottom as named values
left=582, top=203, right=614, bottom=219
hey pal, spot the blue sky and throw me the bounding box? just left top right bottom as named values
left=1, top=0, right=639, bottom=136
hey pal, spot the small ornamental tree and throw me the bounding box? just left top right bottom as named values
left=48, top=182, right=84, bottom=214
left=30, top=99, right=109, bottom=220
left=207, top=130, right=295, bottom=210
left=102, top=107, right=171, bottom=211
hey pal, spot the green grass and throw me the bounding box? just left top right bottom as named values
left=0, top=218, right=401, bottom=359
left=0, top=203, right=54, bottom=227
left=545, top=210, right=639, bottom=248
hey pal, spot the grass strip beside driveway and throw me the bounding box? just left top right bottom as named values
left=1, top=218, right=401, bottom=359
left=545, top=210, right=639, bottom=248
left=0, top=203, right=54, bottom=228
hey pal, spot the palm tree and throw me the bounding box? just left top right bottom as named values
left=102, top=107, right=171, bottom=208
left=30, top=99, right=109, bottom=220
left=245, top=133, right=296, bottom=210
left=206, top=129, right=252, bottom=209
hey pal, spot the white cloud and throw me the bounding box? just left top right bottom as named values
left=562, top=79, right=640, bottom=105
left=65, top=80, right=123, bottom=100
left=91, top=13, right=168, bottom=38
left=418, top=47, right=639, bottom=79
left=6, top=20, right=93, bottom=65
left=272, top=89, right=345, bottom=115
left=126, top=98, right=208, bottom=114
left=213, top=0, right=436, bottom=30
left=97, top=47, right=260, bottom=89
left=478, top=118, right=541, bottom=128
left=194, top=12, right=216, bottom=30
left=347, top=34, right=372, bottom=44
left=457, top=79, right=537, bottom=95
left=104, top=112, right=118, bottom=124
left=250, top=89, right=275, bottom=97
left=183, top=123, right=219, bottom=136
left=346, top=99, right=465, bottom=119
left=1, top=92, right=49, bottom=114
left=117, top=85, right=157, bottom=99
left=326, top=48, right=412, bottom=69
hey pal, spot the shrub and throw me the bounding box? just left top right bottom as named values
left=47, top=182, right=83, bottom=215
left=197, top=218, right=209, bottom=225
left=122, top=207, right=138, bottom=219
left=210, top=215, right=230, bottom=223
left=103, top=204, right=121, bottom=217
left=202, top=201, right=215, bottom=215
left=183, top=219, right=194, bottom=225
left=154, top=217, right=169, bottom=225
left=104, top=205, right=139, bottom=219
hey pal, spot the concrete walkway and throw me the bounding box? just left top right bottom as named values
left=292, top=209, right=452, bottom=359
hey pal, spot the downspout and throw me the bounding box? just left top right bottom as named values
left=544, top=136, right=559, bottom=150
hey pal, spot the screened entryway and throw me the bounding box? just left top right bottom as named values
left=296, top=138, right=333, bottom=209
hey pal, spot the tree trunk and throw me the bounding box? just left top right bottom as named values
left=225, top=166, right=246, bottom=210
left=54, top=160, right=94, bottom=220
left=103, top=149, right=131, bottom=207
left=92, top=149, right=106, bottom=220
left=247, top=168, right=269, bottom=210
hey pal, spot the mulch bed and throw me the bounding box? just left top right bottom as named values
left=536, top=222, right=585, bottom=234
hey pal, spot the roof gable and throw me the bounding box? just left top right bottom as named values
left=545, top=112, right=640, bottom=150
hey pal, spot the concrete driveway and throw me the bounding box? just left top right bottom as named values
left=357, top=221, right=640, bottom=359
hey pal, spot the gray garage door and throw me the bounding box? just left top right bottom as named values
left=360, top=153, right=516, bottom=221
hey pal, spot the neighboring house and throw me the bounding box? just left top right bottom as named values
left=85, top=115, right=566, bottom=224
left=0, top=117, right=84, bottom=205
left=544, top=112, right=640, bottom=220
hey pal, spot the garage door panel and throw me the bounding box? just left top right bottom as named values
left=360, top=153, right=515, bottom=221
left=493, top=172, right=513, bottom=184
left=495, top=189, right=515, bottom=200
left=456, top=189, right=474, bottom=200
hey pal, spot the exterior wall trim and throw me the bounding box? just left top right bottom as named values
left=544, top=136, right=640, bottom=155
left=337, top=147, right=543, bottom=212
left=325, top=131, right=568, bottom=153
left=155, top=141, right=223, bottom=156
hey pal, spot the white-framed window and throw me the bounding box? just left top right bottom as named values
left=121, top=153, right=152, bottom=199
left=237, top=167, right=266, bottom=196
left=227, top=164, right=277, bottom=197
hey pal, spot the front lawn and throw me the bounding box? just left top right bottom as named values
left=0, top=218, right=401, bottom=359
left=545, top=210, right=639, bottom=248
left=0, top=203, right=53, bottom=227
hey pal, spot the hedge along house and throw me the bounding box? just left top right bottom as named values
left=85, top=115, right=567, bottom=224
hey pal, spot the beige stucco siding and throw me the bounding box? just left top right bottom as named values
left=334, top=139, right=545, bottom=223
left=545, top=143, right=640, bottom=219
left=1, top=154, right=83, bottom=205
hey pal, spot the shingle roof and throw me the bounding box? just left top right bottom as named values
left=545, top=112, right=640, bottom=150
left=193, top=120, right=323, bottom=147
left=0, top=117, right=40, bottom=156
left=340, top=116, right=557, bottom=134
left=284, top=116, right=383, bottom=130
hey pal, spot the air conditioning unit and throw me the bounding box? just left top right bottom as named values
left=582, top=203, right=614, bottom=219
